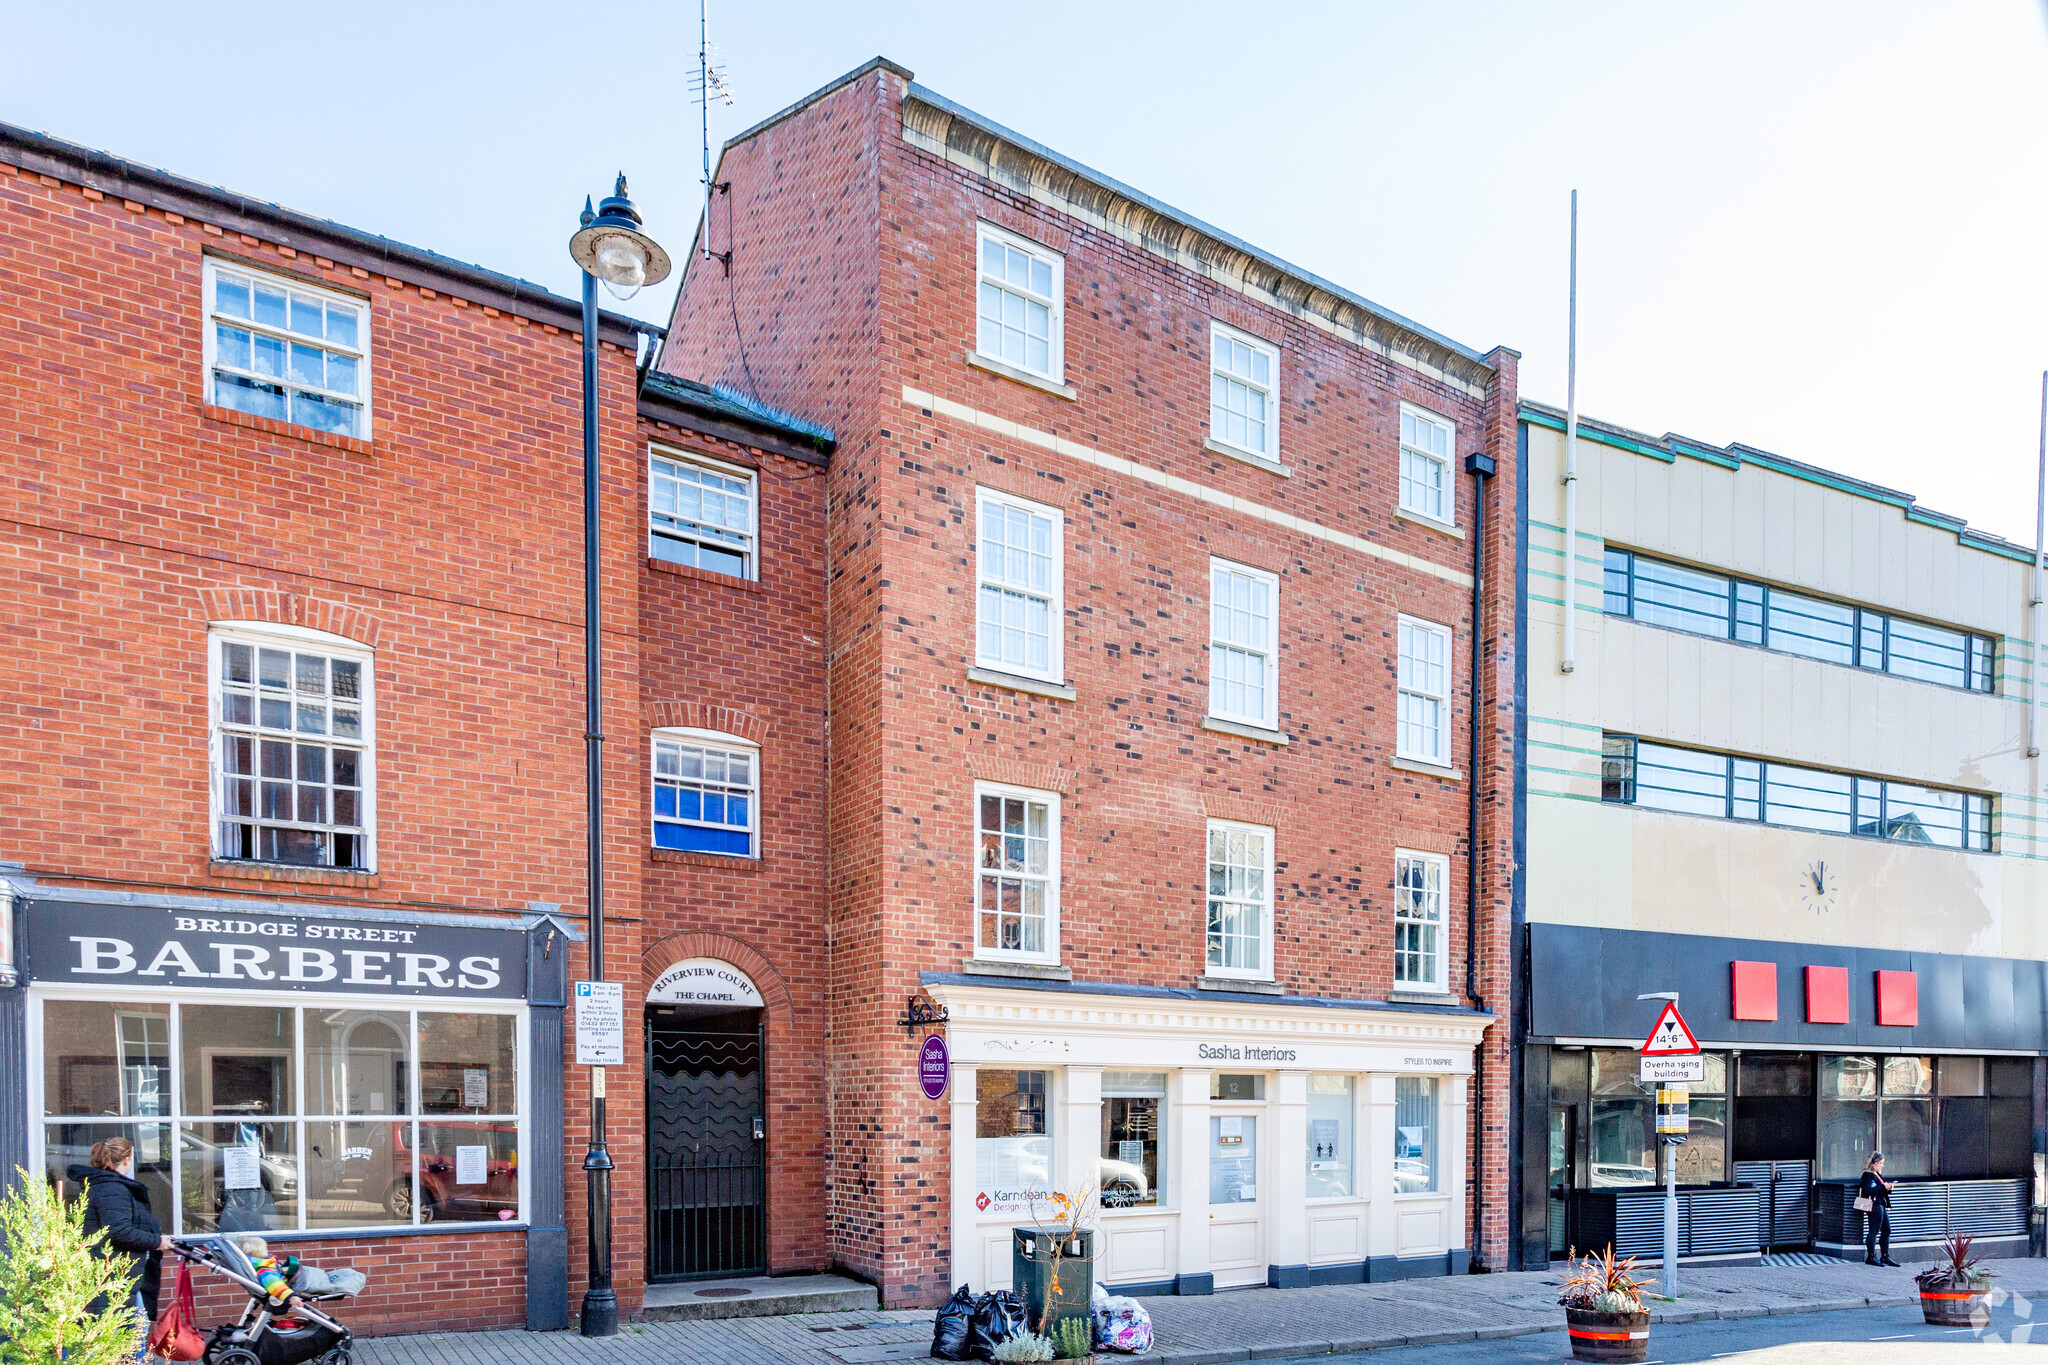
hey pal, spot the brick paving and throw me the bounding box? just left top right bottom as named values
left=357, top=1256, right=2048, bottom=1365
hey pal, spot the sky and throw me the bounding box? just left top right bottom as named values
left=7, top=2, right=2048, bottom=544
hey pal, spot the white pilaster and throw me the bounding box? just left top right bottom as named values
left=1061, top=1066, right=1104, bottom=1194
left=950, top=1062, right=980, bottom=1290
left=1268, top=1069, right=1310, bottom=1277
left=1439, top=1071, right=1471, bottom=1255
left=1365, top=1071, right=1398, bottom=1267
left=1175, top=1068, right=1212, bottom=1286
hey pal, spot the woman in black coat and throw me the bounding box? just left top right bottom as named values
left=1859, top=1150, right=1899, bottom=1267
left=70, top=1135, right=173, bottom=1321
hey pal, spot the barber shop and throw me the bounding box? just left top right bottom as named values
left=1519, top=925, right=2048, bottom=1267
left=5, top=884, right=574, bottom=1328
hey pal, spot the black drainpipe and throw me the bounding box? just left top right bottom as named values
left=1463, top=450, right=1496, bottom=1266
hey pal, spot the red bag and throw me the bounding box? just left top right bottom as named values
left=147, top=1261, right=206, bottom=1362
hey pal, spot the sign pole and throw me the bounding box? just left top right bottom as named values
left=1638, top=990, right=1696, bottom=1301
left=1664, top=1139, right=1678, bottom=1298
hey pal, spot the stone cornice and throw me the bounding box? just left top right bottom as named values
left=900, top=88, right=1498, bottom=400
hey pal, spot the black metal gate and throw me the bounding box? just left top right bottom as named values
left=647, top=1008, right=765, bottom=1281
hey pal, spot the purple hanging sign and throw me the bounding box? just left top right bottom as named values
left=918, top=1033, right=950, bottom=1100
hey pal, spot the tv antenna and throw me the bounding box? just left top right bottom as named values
left=691, top=0, right=736, bottom=266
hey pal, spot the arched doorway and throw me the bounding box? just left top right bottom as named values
left=645, top=959, right=767, bottom=1281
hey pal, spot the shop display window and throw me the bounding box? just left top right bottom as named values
left=1100, top=1071, right=1165, bottom=1209
left=1208, top=1115, right=1258, bottom=1204
left=1588, top=1048, right=1655, bottom=1188
left=1670, top=1054, right=1728, bottom=1184
left=1880, top=1056, right=1935, bottom=1177
left=1394, top=1076, right=1437, bottom=1192
left=1734, top=1052, right=1814, bottom=1162
left=1306, top=1075, right=1355, bottom=1199
left=38, top=997, right=523, bottom=1234
left=976, top=1069, right=1051, bottom=1214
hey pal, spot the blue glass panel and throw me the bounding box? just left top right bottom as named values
left=653, top=822, right=752, bottom=856
left=654, top=787, right=676, bottom=818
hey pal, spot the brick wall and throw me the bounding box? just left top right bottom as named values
left=1, top=141, right=831, bottom=1330
left=662, top=64, right=1523, bottom=1301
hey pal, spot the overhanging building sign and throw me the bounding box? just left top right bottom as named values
left=21, top=899, right=528, bottom=1000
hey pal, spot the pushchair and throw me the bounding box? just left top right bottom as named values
left=167, top=1236, right=358, bottom=1365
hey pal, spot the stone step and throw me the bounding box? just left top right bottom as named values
left=639, top=1273, right=880, bottom=1322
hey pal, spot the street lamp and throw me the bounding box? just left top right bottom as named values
left=567, top=174, right=670, bottom=1339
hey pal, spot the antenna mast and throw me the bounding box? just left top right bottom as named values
left=693, top=0, right=734, bottom=264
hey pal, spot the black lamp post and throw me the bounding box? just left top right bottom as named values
left=567, top=176, right=670, bottom=1339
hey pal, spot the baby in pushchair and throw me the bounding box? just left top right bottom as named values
left=168, top=1235, right=366, bottom=1365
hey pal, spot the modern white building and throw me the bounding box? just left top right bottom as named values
left=1511, top=401, right=2047, bottom=1267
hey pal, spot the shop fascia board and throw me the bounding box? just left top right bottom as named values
left=1, top=873, right=580, bottom=936
left=924, top=978, right=1492, bottom=1073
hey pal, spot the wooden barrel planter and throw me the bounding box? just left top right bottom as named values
left=1564, top=1307, right=1651, bottom=1363
left=1920, top=1287, right=1992, bottom=1327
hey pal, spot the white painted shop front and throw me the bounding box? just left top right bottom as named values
left=926, top=980, right=1493, bottom=1293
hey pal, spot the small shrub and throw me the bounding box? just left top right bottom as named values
left=1051, top=1314, right=1093, bottom=1358
left=0, top=1169, right=150, bottom=1365
left=1557, top=1244, right=1654, bottom=1313
left=1916, top=1233, right=1994, bottom=1292
left=993, top=1331, right=1056, bottom=1362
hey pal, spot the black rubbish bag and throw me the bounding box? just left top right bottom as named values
left=931, top=1285, right=976, bottom=1361
left=966, top=1289, right=1027, bottom=1360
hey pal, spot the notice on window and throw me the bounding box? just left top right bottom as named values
left=455, top=1145, right=488, bottom=1186
left=1218, top=1116, right=1243, bottom=1146
left=574, top=980, right=625, bottom=1066
left=463, top=1069, right=489, bottom=1109
left=1118, top=1140, right=1146, bottom=1167
left=1310, top=1118, right=1341, bottom=1170
left=222, top=1146, right=261, bottom=1191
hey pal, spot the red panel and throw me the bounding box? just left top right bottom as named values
left=1731, top=960, right=1778, bottom=1021
left=1806, top=965, right=1850, bottom=1024
left=1876, top=970, right=1920, bottom=1027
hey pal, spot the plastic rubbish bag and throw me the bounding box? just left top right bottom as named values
left=931, top=1285, right=977, bottom=1361
left=1090, top=1282, right=1154, bottom=1353
left=967, top=1289, right=1028, bottom=1360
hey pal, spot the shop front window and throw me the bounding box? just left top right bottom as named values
left=976, top=1070, right=1051, bottom=1215
left=1588, top=1048, right=1655, bottom=1188
left=39, top=998, right=522, bottom=1233
left=1671, top=1053, right=1727, bottom=1184
left=1100, top=1071, right=1164, bottom=1209
left=1394, top=1077, right=1437, bottom=1193
left=1880, top=1056, right=1935, bottom=1177
left=1818, top=1055, right=1878, bottom=1179
left=1306, top=1075, right=1356, bottom=1199
left=1734, top=1053, right=1813, bottom=1162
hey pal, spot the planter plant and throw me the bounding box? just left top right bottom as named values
left=1916, top=1233, right=1995, bottom=1328
left=1557, top=1245, right=1656, bottom=1364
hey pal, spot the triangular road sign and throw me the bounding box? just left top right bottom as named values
left=1640, top=1000, right=1700, bottom=1055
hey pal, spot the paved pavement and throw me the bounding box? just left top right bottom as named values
left=357, top=1256, right=2048, bottom=1365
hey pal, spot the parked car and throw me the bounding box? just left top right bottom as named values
left=382, top=1125, right=518, bottom=1222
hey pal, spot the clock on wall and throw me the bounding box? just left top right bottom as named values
left=1798, top=859, right=1840, bottom=915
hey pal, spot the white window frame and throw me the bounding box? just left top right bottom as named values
left=201, top=258, right=372, bottom=441
left=972, top=781, right=1061, bottom=965
left=29, top=985, right=527, bottom=1236
left=209, top=622, right=377, bottom=873
left=974, top=487, right=1066, bottom=684
left=1392, top=849, right=1449, bottom=993
left=1208, top=558, right=1280, bottom=730
left=975, top=222, right=1065, bottom=381
left=1397, top=403, right=1455, bottom=527
left=650, top=727, right=760, bottom=859
left=1208, top=322, right=1280, bottom=462
left=1205, top=819, right=1275, bottom=981
left=1395, top=614, right=1453, bottom=766
left=648, top=446, right=759, bottom=581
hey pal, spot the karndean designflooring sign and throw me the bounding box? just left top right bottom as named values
left=22, top=898, right=528, bottom=999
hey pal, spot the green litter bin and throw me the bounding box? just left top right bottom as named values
left=1012, top=1225, right=1094, bottom=1345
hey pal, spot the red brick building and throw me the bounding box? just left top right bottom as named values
left=0, top=123, right=831, bottom=1332
left=660, top=59, right=1521, bottom=1305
